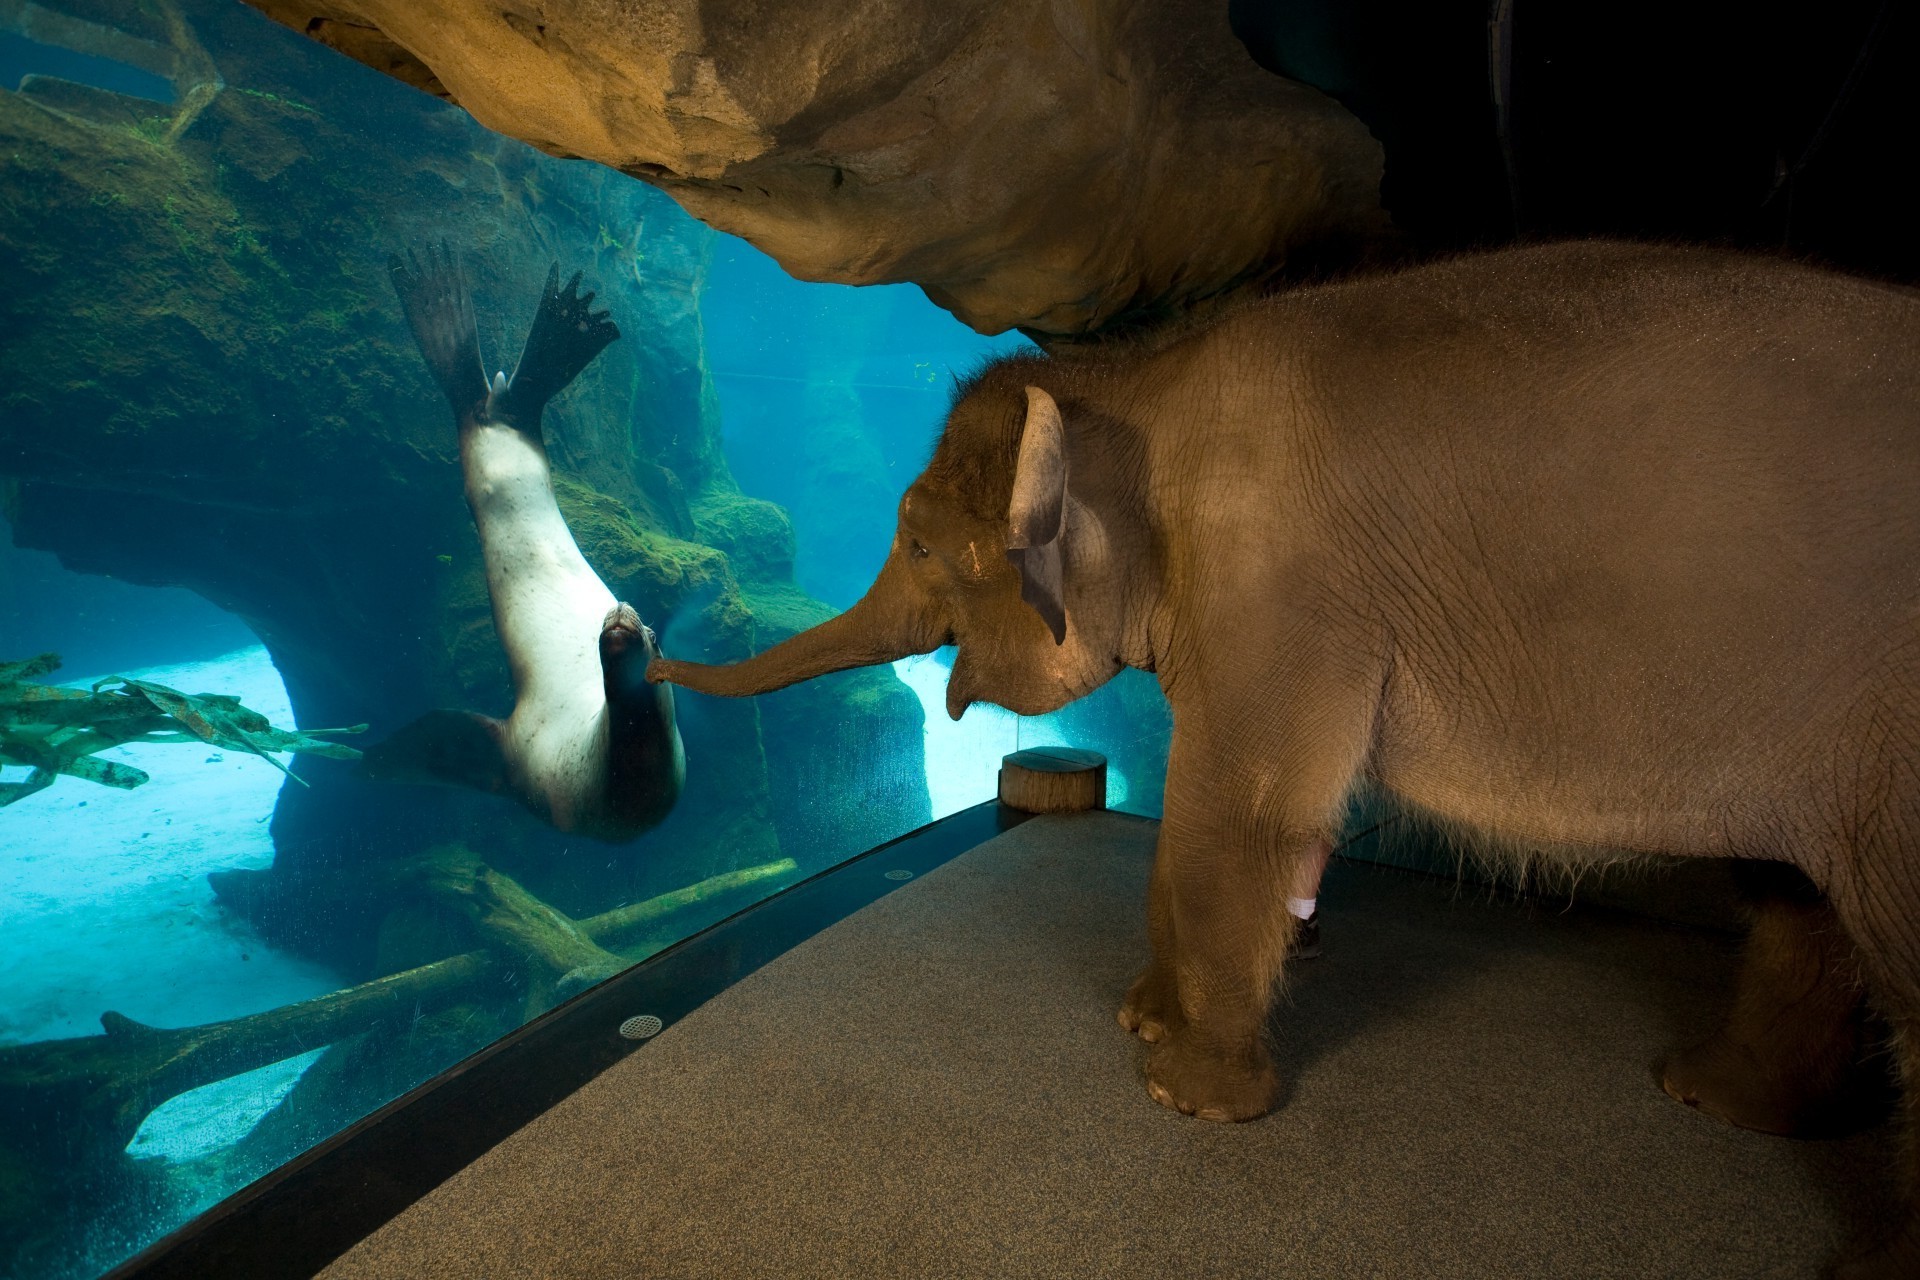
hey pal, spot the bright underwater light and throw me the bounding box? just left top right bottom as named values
left=892, top=648, right=1128, bottom=817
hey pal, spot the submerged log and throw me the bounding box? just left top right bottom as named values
left=0, top=856, right=797, bottom=1164
left=409, top=844, right=629, bottom=997
left=581, top=859, right=806, bottom=949
left=0, top=952, right=499, bottom=1162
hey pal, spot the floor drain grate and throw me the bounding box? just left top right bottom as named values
left=883, top=869, right=914, bottom=881
left=618, top=1014, right=664, bottom=1041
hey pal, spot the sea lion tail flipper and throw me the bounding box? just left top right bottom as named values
left=361, top=709, right=510, bottom=795
left=389, top=242, right=488, bottom=420
left=498, top=263, right=620, bottom=422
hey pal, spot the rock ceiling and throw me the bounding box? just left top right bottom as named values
left=243, top=0, right=1389, bottom=338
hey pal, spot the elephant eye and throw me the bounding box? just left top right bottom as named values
left=909, top=538, right=930, bottom=559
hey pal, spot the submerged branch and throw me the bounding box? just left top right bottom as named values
left=580, top=857, right=798, bottom=951
left=0, top=654, right=365, bottom=805
left=410, top=845, right=629, bottom=995
left=0, top=952, right=499, bottom=1160
left=0, top=855, right=798, bottom=1162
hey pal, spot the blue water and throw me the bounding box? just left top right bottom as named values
left=0, top=2, right=1171, bottom=1276
left=703, top=247, right=1034, bottom=609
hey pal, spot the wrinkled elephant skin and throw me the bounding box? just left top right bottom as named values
left=652, top=242, right=1920, bottom=1277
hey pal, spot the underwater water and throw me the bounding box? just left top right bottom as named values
left=0, top=1, right=1172, bottom=1277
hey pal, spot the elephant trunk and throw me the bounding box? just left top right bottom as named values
left=648, top=552, right=942, bottom=697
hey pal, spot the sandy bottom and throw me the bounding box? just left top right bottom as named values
left=0, top=645, right=344, bottom=1159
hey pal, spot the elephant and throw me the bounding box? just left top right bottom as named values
left=648, top=240, right=1920, bottom=1277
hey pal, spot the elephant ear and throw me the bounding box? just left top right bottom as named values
left=1006, top=385, right=1068, bottom=645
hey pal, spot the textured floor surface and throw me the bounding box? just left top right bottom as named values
left=324, top=811, right=1896, bottom=1280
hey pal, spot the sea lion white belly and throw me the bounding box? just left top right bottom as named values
left=368, top=247, right=684, bottom=841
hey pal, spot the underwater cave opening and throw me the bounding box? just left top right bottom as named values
left=0, top=518, right=257, bottom=676
left=0, top=528, right=343, bottom=1175
left=0, top=643, right=337, bottom=1040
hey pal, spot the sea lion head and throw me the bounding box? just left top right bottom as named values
left=598, top=601, right=684, bottom=831
left=598, top=602, right=660, bottom=668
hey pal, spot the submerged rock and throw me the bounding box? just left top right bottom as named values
left=239, top=0, right=1390, bottom=340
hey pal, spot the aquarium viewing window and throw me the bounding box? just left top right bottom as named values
left=7, top=0, right=1919, bottom=1276
left=0, top=1, right=1172, bottom=1276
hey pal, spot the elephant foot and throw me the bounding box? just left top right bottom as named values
left=1661, top=1030, right=1855, bottom=1137
left=1143, top=1029, right=1280, bottom=1123
left=1118, top=963, right=1181, bottom=1044
left=1669, top=872, right=1878, bottom=1137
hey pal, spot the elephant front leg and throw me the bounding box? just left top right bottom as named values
left=1118, top=847, right=1180, bottom=1043
left=1120, top=834, right=1334, bottom=1044
left=1133, top=699, right=1370, bottom=1122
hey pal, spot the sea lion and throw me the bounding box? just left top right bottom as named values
left=369, top=244, right=683, bottom=841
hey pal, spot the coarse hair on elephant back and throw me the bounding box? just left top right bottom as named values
left=926, top=355, right=1052, bottom=523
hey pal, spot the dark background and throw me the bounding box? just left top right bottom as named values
left=1231, top=0, right=1917, bottom=281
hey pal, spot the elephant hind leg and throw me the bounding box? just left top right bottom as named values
left=1823, top=843, right=1920, bottom=1279
left=1826, top=1023, right=1920, bottom=1280
left=1118, top=844, right=1181, bottom=1044
left=1662, top=860, right=1884, bottom=1137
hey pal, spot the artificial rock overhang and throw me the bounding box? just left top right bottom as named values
left=242, top=0, right=1390, bottom=339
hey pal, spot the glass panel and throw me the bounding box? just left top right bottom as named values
left=0, top=2, right=1017, bottom=1275
left=700, top=237, right=1172, bottom=819
left=700, top=244, right=1031, bottom=826
left=1019, top=671, right=1173, bottom=819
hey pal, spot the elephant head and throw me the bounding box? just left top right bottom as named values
left=648, top=380, right=1128, bottom=719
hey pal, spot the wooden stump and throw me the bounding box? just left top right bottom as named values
left=998, top=748, right=1107, bottom=813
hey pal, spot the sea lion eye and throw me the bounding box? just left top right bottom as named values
left=909, top=538, right=930, bottom=559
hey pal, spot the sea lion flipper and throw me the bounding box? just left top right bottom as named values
left=497, top=261, right=620, bottom=422
left=360, top=709, right=510, bottom=795
left=390, top=242, right=489, bottom=421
